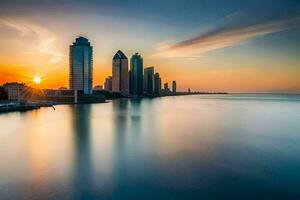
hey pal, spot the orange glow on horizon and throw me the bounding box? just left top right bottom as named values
left=0, top=38, right=299, bottom=92
left=1, top=61, right=300, bottom=92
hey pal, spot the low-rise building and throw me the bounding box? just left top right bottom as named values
left=3, top=82, right=26, bottom=101
left=0, top=87, right=8, bottom=100
left=94, top=85, right=103, bottom=90
left=44, top=89, right=105, bottom=104
left=104, top=76, right=112, bottom=91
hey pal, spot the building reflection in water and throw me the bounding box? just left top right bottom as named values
left=110, top=98, right=142, bottom=198
left=70, top=104, right=95, bottom=199
left=2, top=96, right=299, bottom=199
left=68, top=99, right=144, bottom=199
left=111, top=99, right=130, bottom=196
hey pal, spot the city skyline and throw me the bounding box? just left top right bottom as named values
left=0, top=0, right=300, bottom=93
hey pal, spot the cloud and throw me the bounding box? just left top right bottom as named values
left=0, top=18, right=65, bottom=64
left=154, top=15, right=300, bottom=58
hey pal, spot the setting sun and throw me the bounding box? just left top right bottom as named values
left=33, top=76, right=41, bottom=84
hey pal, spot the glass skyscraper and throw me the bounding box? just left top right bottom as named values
left=144, top=67, right=154, bottom=96
left=112, top=50, right=129, bottom=96
left=130, top=53, right=143, bottom=96
left=69, top=36, right=93, bottom=94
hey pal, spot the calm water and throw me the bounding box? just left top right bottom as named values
left=1, top=94, right=300, bottom=200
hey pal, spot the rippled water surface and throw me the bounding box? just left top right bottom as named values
left=1, top=94, right=300, bottom=200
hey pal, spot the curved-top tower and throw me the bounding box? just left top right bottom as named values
left=69, top=36, right=93, bottom=94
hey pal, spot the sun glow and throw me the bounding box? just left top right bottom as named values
left=33, top=76, right=41, bottom=84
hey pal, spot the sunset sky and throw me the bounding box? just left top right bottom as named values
left=0, top=0, right=299, bottom=92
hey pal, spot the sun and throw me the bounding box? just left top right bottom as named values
left=33, top=76, right=41, bottom=84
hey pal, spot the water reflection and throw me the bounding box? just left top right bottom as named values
left=112, top=99, right=130, bottom=154
left=0, top=95, right=300, bottom=199
left=110, top=99, right=142, bottom=199
left=71, top=104, right=95, bottom=199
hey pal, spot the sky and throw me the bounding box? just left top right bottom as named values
left=0, top=0, right=300, bottom=92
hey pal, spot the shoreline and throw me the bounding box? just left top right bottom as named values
left=0, top=93, right=228, bottom=114
left=0, top=102, right=53, bottom=114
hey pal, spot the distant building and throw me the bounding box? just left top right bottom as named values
left=3, top=82, right=26, bottom=101
left=104, top=76, right=112, bottom=91
left=164, top=82, right=170, bottom=94
left=0, top=86, right=7, bottom=100
left=172, top=81, right=177, bottom=93
left=112, top=50, right=129, bottom=96
left=93, top=85, right=103, bottom=90
left=144, top=67, right=154, bottom=96
left=44, top=89, right=75, bottom=103
left=44, top=89, right=104, bottom=104
left=130, top=53, right=143, bottom=96
left=154, top=73, right=162, bottom=96
left=188, top=88, right=191, bottom=93
left=58, top=87, right=68, bottom=90
left=69, top=36, right=93, bottom=94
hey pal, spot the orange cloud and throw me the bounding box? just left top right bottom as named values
left=0, top=18, right=65, bottom=64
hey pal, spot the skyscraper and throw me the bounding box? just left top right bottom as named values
left=112, top=50, right=129, bottom=96
left=69, top=36, right=93, bottom=94
left=154, top=73, right=162, bottom=96
left=144, top=67, right=154, bottom=96
left=130, top=53, right=143, bottom=96
left=172, top=80, right=177, bottom=93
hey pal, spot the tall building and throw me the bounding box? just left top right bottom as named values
left=104, top=76, right=112, bottom=91
left=144, top=67, right=154, bottom=96
left=172, top=80, right=177, bottom=93
left=69, top=36, right=93, bottom=94
left=154, top=73, right=162, bottom=96
left=112, top=50, right=129, bottom=96
left=164, top=82, right=170, bottom=94
left=130, top=53, right=143, bottom=96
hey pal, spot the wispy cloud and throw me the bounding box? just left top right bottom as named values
left=0, top=18, right=65, bottom=64
left=154, top=15, right=300, bottom=58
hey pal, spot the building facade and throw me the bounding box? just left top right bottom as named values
left=154, top=73, right=162, bottom=96
left=69, top=36, right=93, bottom=94
left=0, top=87, right=7, bottom=100
left=144, top=67, right=154, bottom=96
left=164, top=82, right=170, bottom=95
left=112, top=50, right=129, bottom=96
left=172, top=80, right=177, bottom=93
left=104, top=76, right=112, bottom=91
left=3, top=82, right=26, bottom=101
left=130, top=53, right=143, bottom=96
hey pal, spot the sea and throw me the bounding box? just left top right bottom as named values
left=0, top=94, right=300, bottom=200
